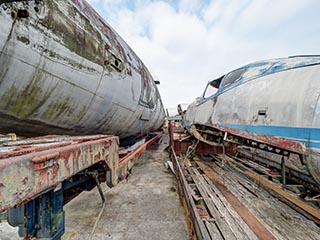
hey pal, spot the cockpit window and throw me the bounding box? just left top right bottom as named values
left=221, top=67, right=245, bottom=88
left=203, top=83, right=218, bottom=98
left=203, top=75, right=224, bottom=99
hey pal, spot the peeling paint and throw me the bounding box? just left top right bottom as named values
left=17, top=35, right=29, bottom=44
left=184, top=56, right=320, bottom=185
left=0, top=135, right=119, bottom=212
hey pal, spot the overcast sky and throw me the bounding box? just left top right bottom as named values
left=86, top=0, right=320, bottom=109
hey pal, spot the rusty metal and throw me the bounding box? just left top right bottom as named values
left=168, top=120, right=212, bottom=239
left=118, top=133, right=162, bottom=181
left=0, top=130, right=165, bottom=239
left=169, top=122, right=236, bottom=155
left=196, top=160, right=276, bottom=240
left=213, top=124, right=306, bottom=155
left=173, top=140, right=235, bottom=155
left=189, top=123, right=306, bottom=155
left=171, top=146, right=210, bottom=240
left=0, top=135, right=119, bottom=212
left=225, top=155, right=320, bottom=225
left=237, top=148, right=319, bottom=189
left=88, top=170, right=106, bottom=240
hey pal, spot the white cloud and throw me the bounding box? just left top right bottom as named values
left=178, top=0, right=205, bottom=14
left=93, top=0, right=320, bottom=108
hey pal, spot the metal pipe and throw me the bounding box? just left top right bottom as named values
left=88, top=172, right=107, bottom=240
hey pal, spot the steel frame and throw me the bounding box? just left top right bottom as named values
left=0, top=133, right=161, bottom=239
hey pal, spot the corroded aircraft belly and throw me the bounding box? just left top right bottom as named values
left=0, top=0, right=165, bottom=139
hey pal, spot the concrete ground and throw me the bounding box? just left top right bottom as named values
left=62, top=144, right=189, bottom=240
left=0, top=222, right=19, bottom=240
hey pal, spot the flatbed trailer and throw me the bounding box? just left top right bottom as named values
left=0, top=133, right=161, bottom=239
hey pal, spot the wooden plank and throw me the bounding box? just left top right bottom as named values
left=187, top=164, right=243, bottom=240
left=202, top=175, right=261, bottom=239
left=202, top=157, right=320, bottom=240
left=196, top=160, right=276, bottom=240
left=224, top=155, right=320, bottom=226
left=204, top=220, right=224, bottom=240
left=193, top=166, right=260, bottom=240
left=218, top=162, right=319, bottom=239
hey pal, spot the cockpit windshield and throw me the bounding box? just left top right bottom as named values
left=221, top=67, right=245, bottom=88
left=203, top=76, right=223, bottom=98
left=203, top=84, right=217, bottom=98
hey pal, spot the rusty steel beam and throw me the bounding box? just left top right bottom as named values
left=0, top=135, right=119, bottom=212
left=171, top=146, right=210, bottom=240
left=212, top=124, right=306, bottom=155
left=172, top=140, right=235, bottom=155
left=196, top=160, right=276, bottom=240
left=118, top=133, right=162, bottom=181
left=224, top=155, right=320, bottom=225
left=169, top=122, right=235, bottom=155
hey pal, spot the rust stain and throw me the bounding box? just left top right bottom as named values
left=195, top=123, right=306, bottom=155
left=0, top=135, right=119, bottom=212
left=21, top=177, right=28, bottom=185
left=119, top=133, right=161, bottom=169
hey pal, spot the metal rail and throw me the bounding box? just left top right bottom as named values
left=118, top=132, right=162, bottom=180
left=171, top=146, right=209, bottom=240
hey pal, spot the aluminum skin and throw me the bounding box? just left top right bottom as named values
left=183, top=56, right=320, bottom=185
left=0, top=0, right=165, bottom=139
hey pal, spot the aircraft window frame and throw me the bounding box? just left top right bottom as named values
left=203, top=82, right=218, bottom=99
left=221, top=67, right=245, bottom=88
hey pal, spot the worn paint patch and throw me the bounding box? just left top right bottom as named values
left=17, top=35, right=30, bottom=45
left=44, top=1, right=103, bottom=65
left=0, top=64, right=58, bottom=119
left=42, top=97, right=75, bottom=120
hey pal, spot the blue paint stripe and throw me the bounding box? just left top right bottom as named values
left=219, top=124, right=320, bottom=149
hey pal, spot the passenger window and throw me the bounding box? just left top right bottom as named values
left=221, top=67, right=245, bottom=87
